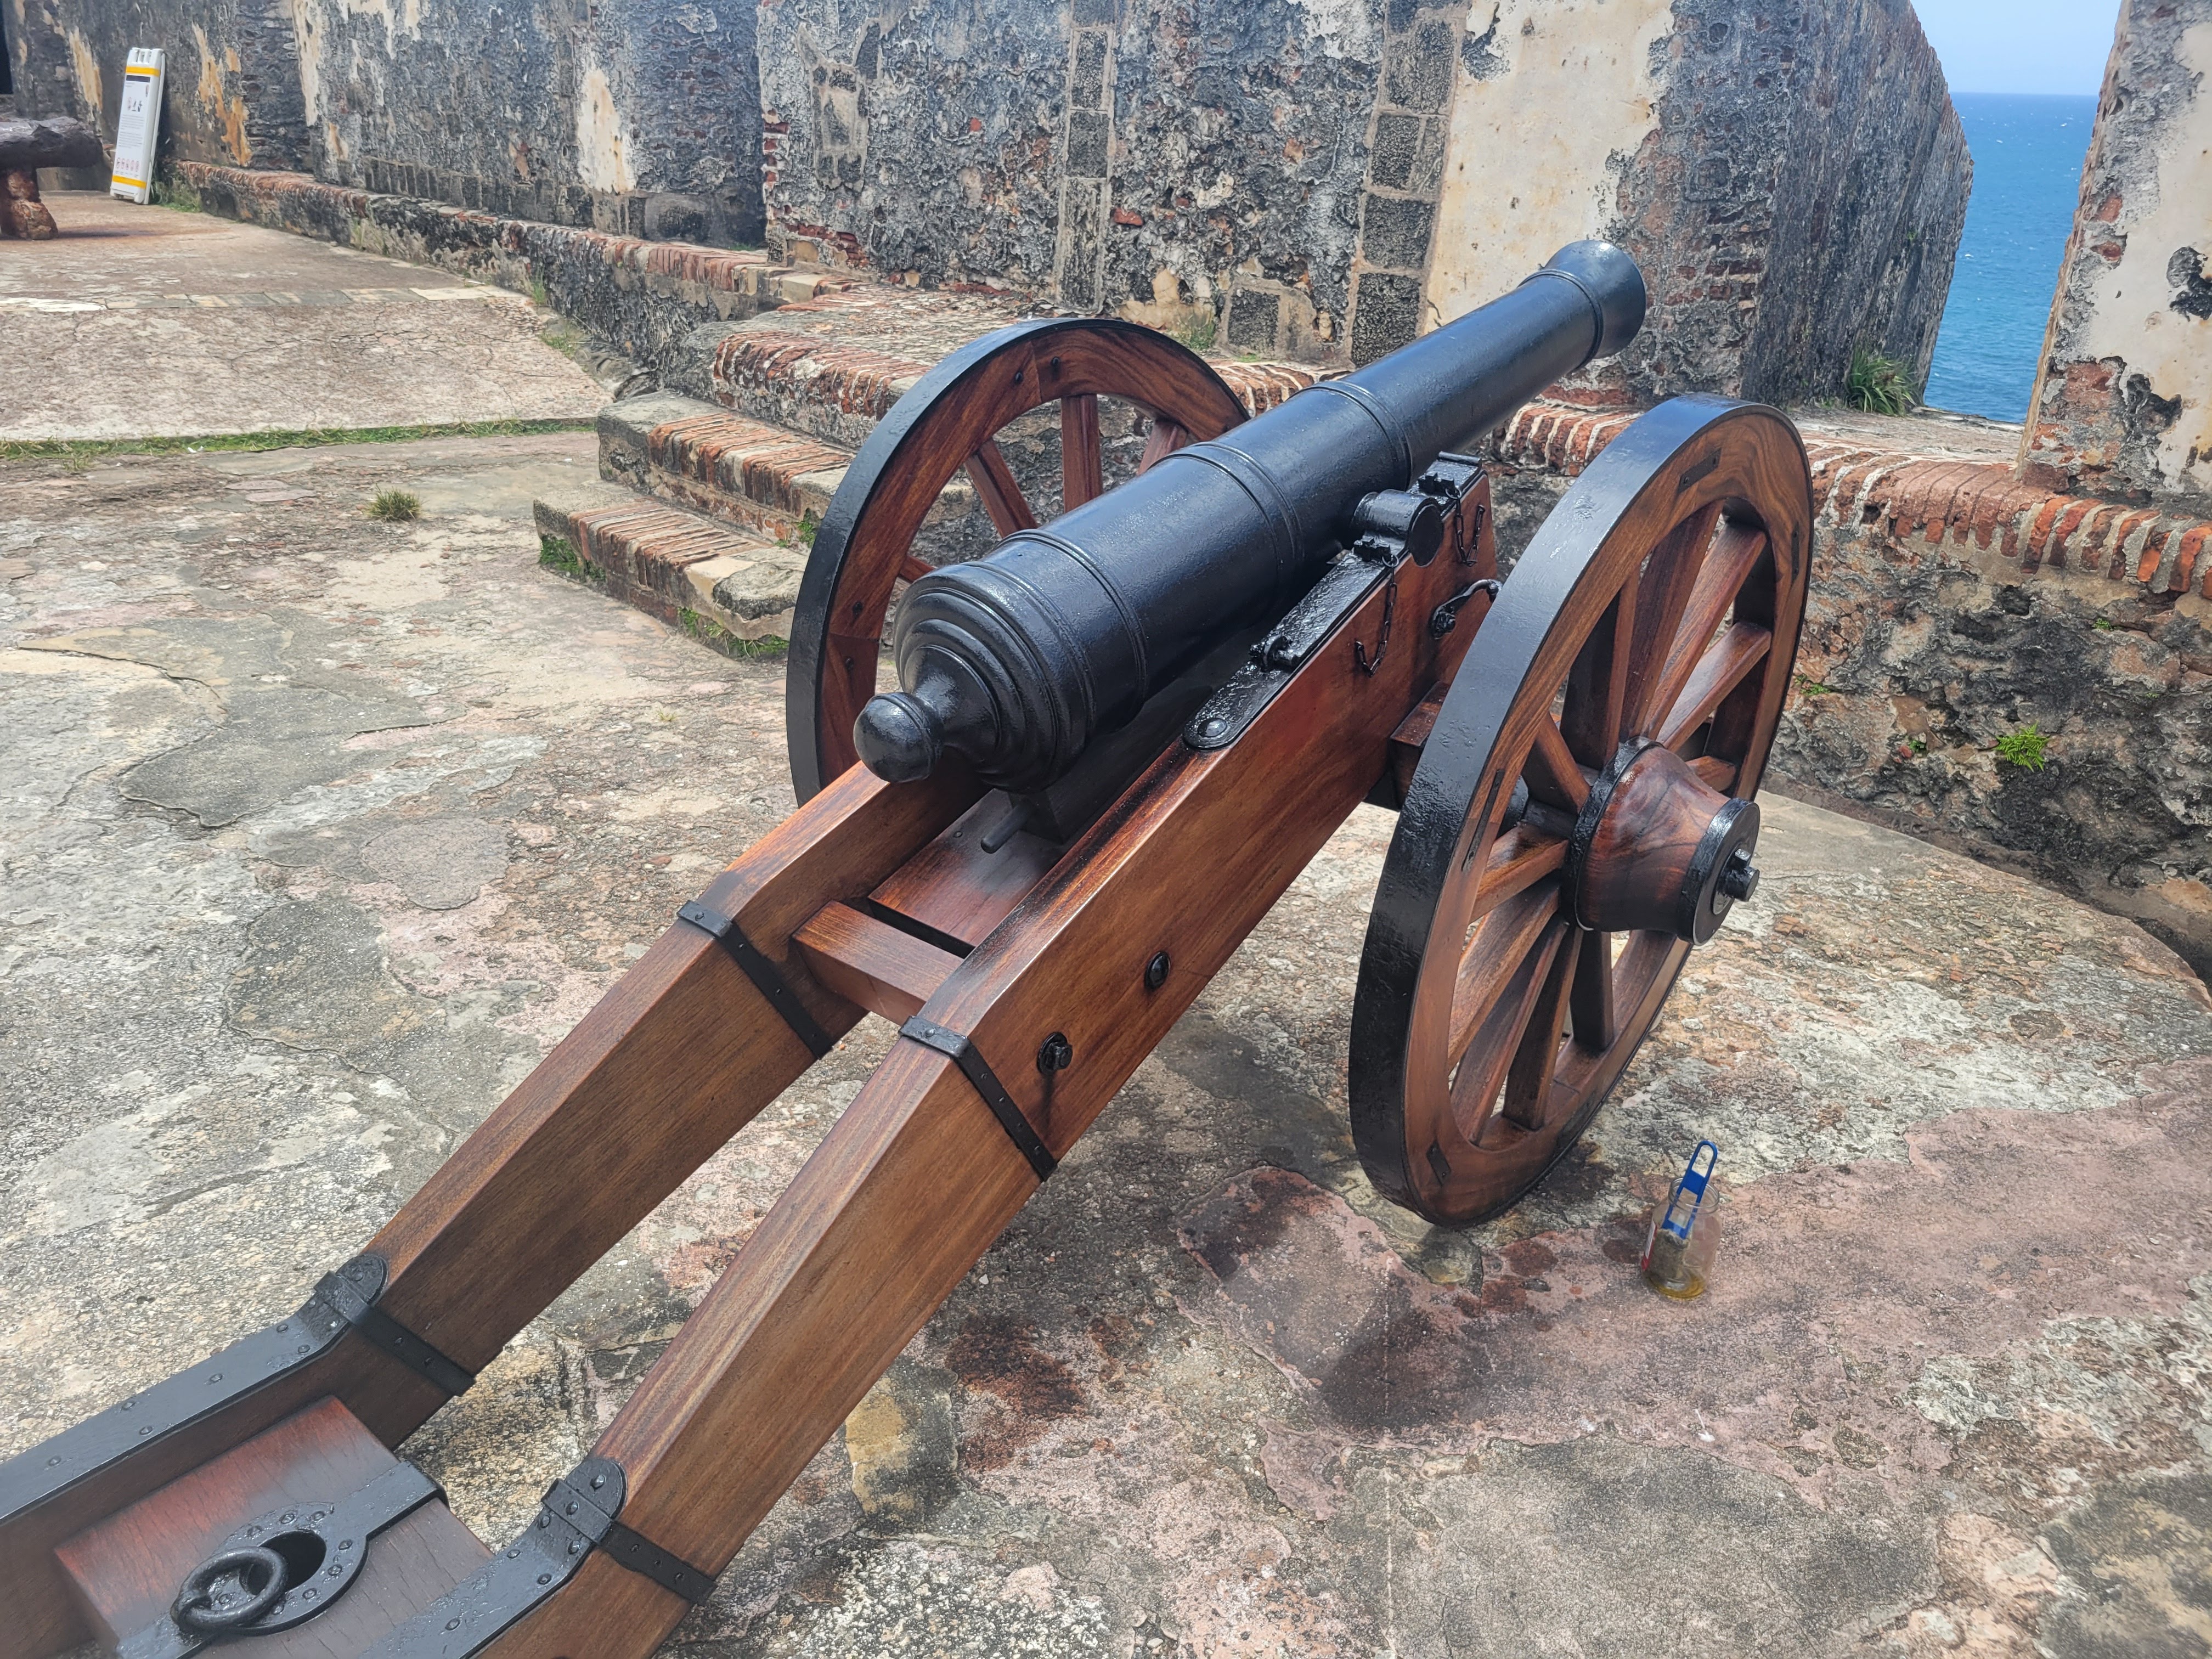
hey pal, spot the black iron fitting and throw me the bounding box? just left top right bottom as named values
left=678, top=898, right=836, bottom=1059
left=0, top=1255, right=456, bottom=1531
left=900, top=1015, right=1058, bottom=1181
left=124, top=1462, right=442, bottom=1659
left=1429, top=579, right=1500, bottom=637
left=320, top=1257, right=475, bottom=1400
left=363, top=1460, right=713, bottom=1659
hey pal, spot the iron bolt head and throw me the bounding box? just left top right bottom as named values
left=1144, top=951, right=1171, bottom=991
left=1718, top=847, right=1760, bottom=905
left=1037, top=1032, right=1074, bottom=1073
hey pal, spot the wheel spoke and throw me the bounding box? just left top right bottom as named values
left=1623, top=501, right=1723, bottom=735
left=896, top=555, right=932, bottom=585
left=1060, top=393, right=1104, bottom=510
left=964, top=439, right=1039, bottom=538
left=1569, top=928, right=1616, bottom=1051
left=1523, top=717, right=1590, bottom=811
left=1447, top=883, right=1559, bottom=1069
left=1560, top=571, right=1636, bottom=768
left=1138, top=417, right=1191, bottom=474
left=1471, top=826, right=1567, bottom=915
left=1451, top=919, right=1568, bottom=1140
left=1638, top=521, right=1767, bottom=741
left=1656, top=622, right=1772, bottom=750
left=1503, top=928, right=1581, bottom=1128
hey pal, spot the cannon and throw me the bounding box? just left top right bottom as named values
left=0, top=242, right=1812, bottom=1658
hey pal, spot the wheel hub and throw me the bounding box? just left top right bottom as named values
left=1564, top=740, right=1762, bottom=945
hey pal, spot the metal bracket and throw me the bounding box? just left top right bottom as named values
left=364, top=1459, right=713, bottom=1659
left=678, top=898, right=835, bottom=1059
left=123, top=1463, right=442, bottom=1659
left=321, top=1258, right=475, bottom=1399
left=899, top=1016, right=1058, bottom=1181
left=0, top=1255, right=462, bottom=1532
left=1429, top=578, right=1500, bottom=638
left=1187, top=556, right=1389, bottom=751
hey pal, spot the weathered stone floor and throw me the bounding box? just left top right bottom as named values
left=3, top=433, right=2211, bottom=1657
left=0, top=193, right=602, bottom=441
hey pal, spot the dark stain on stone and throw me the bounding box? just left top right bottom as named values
left=945, top=1314, right=1087, bottom=1470
left=1181, top=1167, right=1507, bottom=1434
left=2039, top=1468, right=2212, bottom=1658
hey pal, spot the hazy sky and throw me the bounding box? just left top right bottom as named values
left=1912, top=0, right=2123, bottom=95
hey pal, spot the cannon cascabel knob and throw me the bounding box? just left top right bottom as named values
left=853, top=689, right=945, bottom=782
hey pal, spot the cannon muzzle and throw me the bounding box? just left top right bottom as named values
left=856, top=240, right=1646, bottom=792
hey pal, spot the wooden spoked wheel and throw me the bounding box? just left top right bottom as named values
left=1350, top=398, right=1813, bottom=1226
left=785, top=317, right=1250, bottom=801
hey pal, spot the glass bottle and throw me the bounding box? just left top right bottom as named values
left=1641, top=1139, right=1720, bottom=1300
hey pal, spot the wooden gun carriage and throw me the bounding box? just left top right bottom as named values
left=0, top=242, right=1812, bottom=1658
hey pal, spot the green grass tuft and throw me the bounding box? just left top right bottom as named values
left=1845, top=346, right=1917, bottom=416
left=1994, top=724, right=2050, bottom=771
left=1170, top=313, right=1218, bottom=353
left=679, top=607, right=786, bottom=657
left=0, top=418, right=594, bottom=466
left=538, top=534, right=601, bottom=582
left=149, top=177, right=203, bottom=213
left=367, top=489, right=421, bottom=522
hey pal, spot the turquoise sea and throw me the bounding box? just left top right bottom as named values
left=1922, top=93, right=2100, bottom=424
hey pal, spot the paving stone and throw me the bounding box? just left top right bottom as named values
left=0, top=194, right=602, bottom=442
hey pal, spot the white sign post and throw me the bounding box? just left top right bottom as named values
left=109, top=48, right=165, bottom=204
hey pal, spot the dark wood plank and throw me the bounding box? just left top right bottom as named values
left=1503, top=927, right=1579, bottom=1128
left=963, top=439, right=1038, bottom=538
left=55, top=1398, right=487, bottom=1654
left=1448, top=922, right=1566, bottom=1136
left=1639, top=521, right=1767, bottom=733
left=1657, top=623, right=1773, bottom=752
left=793, top=903, right=962, bottom=1024
left=1448, top=884, right=1561, bottom=1068
left=1523, top=715, right=1590, bottom=810
left=1559, top=577, right=1634, bottom=768
left=1137, top=418, right=1189, bottom=473
left=1623, top=500, right=1723, bottom=735
left=1060, top=393, right=1104, bottom=510
left=1383, top=681, right=1448, bottom=806
left=870, top=793, right=1063, bottom=948
left=1569, top=929, right=1617, bottom=1052
left=1471, top=827, right=1567, bottom=913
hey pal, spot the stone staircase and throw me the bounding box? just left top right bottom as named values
left=532, top=284, right=1324, bottom=657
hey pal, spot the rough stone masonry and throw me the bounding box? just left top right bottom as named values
left=756, top=0, right=1968, bottom=386
left=2018, top=0, right=2212, bottom=511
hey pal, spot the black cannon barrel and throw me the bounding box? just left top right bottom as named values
left=855, top=241, right=1646, bottom=793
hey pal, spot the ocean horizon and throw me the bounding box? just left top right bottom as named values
left=1922, top=92, right=2099, bottom=425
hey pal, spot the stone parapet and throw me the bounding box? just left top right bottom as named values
left=1496, top=403, right=2212, bottom=601
left=1492, top=400, right=2212, bottom=977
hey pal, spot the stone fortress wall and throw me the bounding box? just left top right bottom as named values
left=4, top=0, right=2208, bottom=973
left=6, top=0, right=765, bottom=243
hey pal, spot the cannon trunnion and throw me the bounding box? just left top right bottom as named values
left=1, top=246, right=1812, bottom=1659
